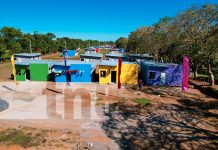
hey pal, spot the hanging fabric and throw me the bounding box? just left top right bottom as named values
left=182, top=55, right=190, bottom=91
left=118, top=57, right=122, bottom=89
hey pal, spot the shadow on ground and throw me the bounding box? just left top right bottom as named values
left=102, top=86, right=218, bottom=150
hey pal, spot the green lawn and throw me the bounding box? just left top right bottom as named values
left=133, top=98, right=151, bottom=105
left=0, top=128, right=45, bottom=148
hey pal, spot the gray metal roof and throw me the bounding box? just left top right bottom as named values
left=129, top=54, right=153, bottom=58
left=141, top=61, right=168, bottom=67
left=80, top=53, right=103, bottom=58
left=53, top=60, right=98, bottom=70
left=15, top=60, right=56, bottom=67
left=63, top=50, right=76, bottom=52
left=14, top=53, right=41, bottom=57
left=105, top=54, right=127, bottom=58
left=99, top=60, right=136, bottom=67
left=85, top=47, right=96, bottom=51
left=15, top=59, right=98, bottom=71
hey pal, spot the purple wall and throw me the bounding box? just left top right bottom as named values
left=145, top=64, right=182, bottom=86
left=165, top=64, right=183, bottom=86
left=146, top=66, right=166, bottom=86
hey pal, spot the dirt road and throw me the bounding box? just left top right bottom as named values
left=0, top=82, right=217, bottom=150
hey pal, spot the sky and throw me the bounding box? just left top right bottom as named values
left=0, top=0, right=217, bottom=41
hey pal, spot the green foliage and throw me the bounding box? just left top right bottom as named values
left=124, top=3, right=218, bottom=84
left=0, top=128, right=45, bottom=147
left=0, top=27, right=114, bottom=60
left=115, top=37, right=128, bottom=49
left=126, top=4, right=217, bottom=62
left=133, top=98, right=151, bottom=105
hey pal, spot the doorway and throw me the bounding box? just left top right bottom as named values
left=111, top=71, right=116, bottom=83
left=160, top=72, right=166, bottom=85
left=26, top=69, right=30, bottom=80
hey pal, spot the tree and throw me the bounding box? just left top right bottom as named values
left=126, top=3, right=217, bottom=85
left=115, top=37, right=128, bottom=49
left=0, top=26, right=113, bottom=61
left=173, top=4, right=218, bottom=85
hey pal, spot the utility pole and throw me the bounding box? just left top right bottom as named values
left=89, top=42, right=90, bottom=54
left=64, top=40, right=67, bottom=50
left=30, top=39, right=32, bottom=53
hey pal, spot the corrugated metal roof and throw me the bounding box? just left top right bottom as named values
left=141, top=61, right=168, bottom=67
left=15, top=60, right=56, bottom=67
left=80, top=53, right=103, bottom=58
left=129, top=54, right=153, bottom=58
left=14, top=53, right=41, bottom=57
left=85, top=47, right=96, bottom=51
left=105, top=54, right=127, bottom=58
left=53, top=60, right=97, bottom=69
left=15, top=59, right=98, bottom=70
left=99, top=60, right=117, bottom=66
left=99, top=60, right=136, bottom=66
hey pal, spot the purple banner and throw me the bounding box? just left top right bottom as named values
left=182, top=55, right=190, bottom=91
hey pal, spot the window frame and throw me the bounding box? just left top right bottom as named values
left=149, top=71, right=156, bottom=80
left=100, top=70, right=107, bottom=78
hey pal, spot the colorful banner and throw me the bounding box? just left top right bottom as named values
left=118, top=57, right=122, bottom=89
left=182, top=55, right=190, bottom=91
left=10, top=55, right=16, bottom=81
left=96, top=48, right=99, bottom=53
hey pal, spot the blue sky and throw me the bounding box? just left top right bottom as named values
left=0, top=0, right=217, bottom=41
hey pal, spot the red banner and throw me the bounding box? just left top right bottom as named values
left=118, top=57, right=122, bottom=89
left=96, top=48, right=99, bottom=53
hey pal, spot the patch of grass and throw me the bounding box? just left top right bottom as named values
left=0, top=128, right=45, bottom=148
left=133, top=98, right=151, bottom=106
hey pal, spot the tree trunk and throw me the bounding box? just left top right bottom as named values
left=208, top=63, right=215, bottom=86
left=193, top=68, right=198, bottom=80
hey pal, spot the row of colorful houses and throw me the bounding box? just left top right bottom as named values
left=14, top=53, right=183, bottom=86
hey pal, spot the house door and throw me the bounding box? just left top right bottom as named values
left=26, top=69, right=30, bottom=80
left=111, top=71, right=116, bottom=83
left=160, top=72, right=166, bottom=85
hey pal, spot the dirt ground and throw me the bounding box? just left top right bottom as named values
left=0, top=63, right=12, bottom=81
left=0, top=82, right=217, bottom=150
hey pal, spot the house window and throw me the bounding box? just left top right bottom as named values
left=100, top=71, right=106, bottom=78
left=149, top=71, right=156, bottom=80
left=16, top=69, right=21, bottom=75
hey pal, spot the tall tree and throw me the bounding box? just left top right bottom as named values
left=115, top=37, right=128, bottom=49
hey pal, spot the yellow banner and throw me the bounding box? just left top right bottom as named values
left=10, top=55, right=16, bottom=81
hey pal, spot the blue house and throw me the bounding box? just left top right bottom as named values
left=140, top=61, right=183, bottom=86
left=53, top=63, right=71, bottom=82
left=53, top=60, right=95, bottom=82
left=62, top=50, right=76, bottom=57
left=70, top=64, right=91, bottom=82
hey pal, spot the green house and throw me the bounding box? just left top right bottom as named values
left=29, top=63, right=49, bottom=81
left=15, top=60, right=54, bottom=81
left=15, top=65, right=27, bottom=81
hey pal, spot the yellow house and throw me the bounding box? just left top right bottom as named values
left=98, top=60, right=138, bottom=84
